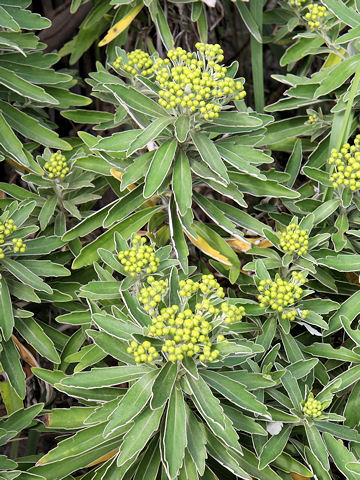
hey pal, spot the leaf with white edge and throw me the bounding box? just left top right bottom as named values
left=60, top=365, right=152, bottom=388
left=0, top=278, right=14, bottom=341
left=144, top=139, right=177, bottom=198
left=117, top=405, right=164, bottom=466
left=304, top=423, right=329, bottom=470
left=190, top=131, right=229, bottom=185
left=151, top=361, right=178, bottom=410
left=127, top=116, right=173, bottom=156
left=163, top=386, right=187, bottom=479
left=172, top=150, right=192, bottom=216
left=104, top=369, right=159, bottom=437
left=258, top=425, right=292, bottom=469
left=323, top=433, right=360, bottom=480
left=200, top=370, right=269, bottom=417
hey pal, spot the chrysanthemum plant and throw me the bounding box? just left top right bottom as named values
left=62, top=42, right=301, bottom=278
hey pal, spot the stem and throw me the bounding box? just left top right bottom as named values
left=250, top=0, right=264, bottom=113
left=322, top=60, right=360, bottom=201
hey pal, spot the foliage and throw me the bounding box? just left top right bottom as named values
left=0, top=1, right=360, bottom=480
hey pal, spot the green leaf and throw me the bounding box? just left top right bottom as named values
left=173, top=150, right=192, bottom=216
left=174, top=115, right=190, bottom=143
left=92, top=130, right=139, bottom=152
left=0, top=66, right=58, bottom=104
left=327, top=290, right=360, bottom=335
left=15, top=316, right=60, bottom=364
left=302, top=343, right=360, bottom=362
left=216, top=145, right=266, bottom=178
left=169, top=198, right=189, bottom=274
left=1, top=258, right=52, bottom=293
left=315, top=55, right=360, bottom=97
left=117, top=405, right=164, bottom=466
left=164, top=386, right=187, bottom=479
left=144, top=139, right=177, bottom=198
left=60, top=109, right=114, bottom=123
left=0, top=278, right=14, bottom=341
left=121, top=151, right=153, bottom=190
left=280, top=37, right=324, bottom=66
left=324, top=433, right=360, bottom=480
left=37, top=422, right=126, bottom=466
left=305, top=423, right=329, bottom=470
left=200, top=370, right=269, bottom=417
left=154, top=2, right=174, bottom=50
left=317, top=254, right=360, bottom=272
left=0, top=111, right=29, bottom=167
left=205, top=432, right=250, bottom=479
left=259, top=425, right=292, bottom=469
left=322, top=0, right=360, bottom=27
left=0, top=100, right=71, bottom=150
left=186, top=409, right=207, bottom=475
left=127, top=117, right=173, bottom=156
left=133, top=436, right=161, bottom=480
left=0, top=403, right=43, bottom=446
left=104, top=184, right=146, bottom=227
left=72, top=206, right=161, bottom=269
left=88, top=330, right=134, bottom=364
left=104, top=369, right=159, bottom=436
left=151, top=361, right=178, bottom=410
left=234, top=0, right=262, bottom=42
left=230, top=172, right=300, bottom=198
left=185, top=373, right=226, bottom=430
left=104, top=83, right=168, bottom=118
left=194, top=192, right=246, bottom=241
left=60, top=365, right=152, bottom=388
left=190, top=131, right=229, bottom=185
left=0, top=338, right=25, bottom=399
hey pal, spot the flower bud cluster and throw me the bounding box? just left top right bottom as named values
left=308, top=114, right=318, bottom=125
left=127, top=340, right=159, bottom=363
left=118, top=235, right=160, bottom=277
left=328, top=136, right=360, bottom=191
left=302, top=393, right=324, bottom=418
left=305, top=4, right=328, bottom=29
left=257, top=273, right=306, bottom=313
left=44, top=152, right=69, bottom=179
left=0, top=219, right=26, bottom=258
left=289, top=0, right=306, bottom=7
left=220, top=302, right=245, bottom=324
left=279, top=223, right=309, bottom=256
left=281, top=308, right=309, bottom=321
left=114, top=49, right=154, bottom=76
left=153, top=43, right=246, bottom=119
left=12, top=238, right=26, bottom=253
left=147, top=304, right=219, bottom=363
left=0, top=219, right=17, bottom=244
left=179, top=274, right=225, bottom=298
left=138, top=276, right=168, bottom=313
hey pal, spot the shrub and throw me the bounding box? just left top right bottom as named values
left=0, top=1, right=360, bottom=480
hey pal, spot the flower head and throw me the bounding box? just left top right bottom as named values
left=257, top=272, right=306, bottom=314
left=328, top=135, right=360, bottom=191
left=44, top=152, right=69, bottom=179
left=305, top=3, right=328, bottom=29
left=279, top=223, right=309, bottom=256
left=114, top=49, right=154, bottom=76
left=118, top=235, right=160, bottom=277
left=154, top=43, right=246, bottom=120
left=302, top=393, right=325, bottom=418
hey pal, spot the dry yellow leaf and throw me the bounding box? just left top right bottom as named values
left=185, top=231, right=232, bottom=266
left=86, top=449, right=118, bottom=467
left=12, top=334, right=38, bottom=368
left=98, top=2, right=144, bottom=47
left=291, top=473, right=311, bottom=480
left=227, top=237, right=272, bottom=252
